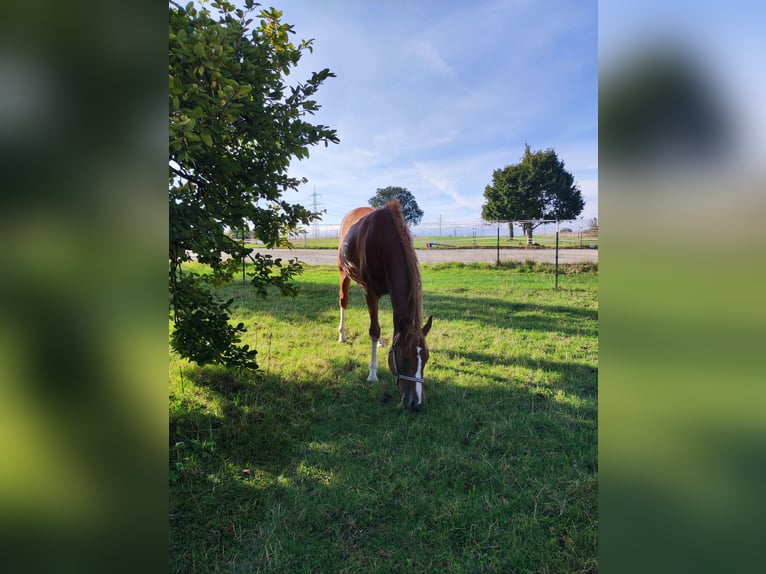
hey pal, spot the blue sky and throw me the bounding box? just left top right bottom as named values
left=239, top=0, right=597, bottom=230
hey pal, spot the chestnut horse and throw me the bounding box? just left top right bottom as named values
left=337, top=199, right=433, bottom=411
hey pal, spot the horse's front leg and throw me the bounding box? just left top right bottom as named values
left=365, top=292, right=382, bottom=382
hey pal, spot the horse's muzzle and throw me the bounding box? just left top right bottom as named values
left=407, top=399, right=423, bottom=412
left=400, top=387, right=424, bottom=412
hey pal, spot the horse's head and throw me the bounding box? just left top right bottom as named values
left=388, top=316, right=433, bottom=412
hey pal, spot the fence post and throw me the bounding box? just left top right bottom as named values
left=242, top=228, right=247, bottom=285
left=555, top=219, right=559, bottom=289
left=496, top=224, right=500, bottom=266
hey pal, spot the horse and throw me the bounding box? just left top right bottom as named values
left=337, top=199, right=433, bottom=411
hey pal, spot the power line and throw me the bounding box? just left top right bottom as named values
left=309, top=185, right=323, bottom=238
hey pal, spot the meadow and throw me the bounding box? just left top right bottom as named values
left=169, top=262, right=598, bottom=573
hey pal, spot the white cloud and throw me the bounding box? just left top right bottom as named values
left=263, top=0, right=597, bottom=226
left=407, top=39, right=456, bottom=78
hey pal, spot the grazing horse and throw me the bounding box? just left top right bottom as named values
left=337, top=199, right=433, bottom=411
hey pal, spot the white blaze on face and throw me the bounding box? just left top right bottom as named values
left=415, top=346, right=423, bottom=404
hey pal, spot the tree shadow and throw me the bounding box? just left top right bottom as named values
left=170, top=354, right=394, bottom=476
left=426, top=291, right=597, bottom=336
left=439, top=348, right=598, bottom=402
left=220, top=279, right=361, bottom=324
left=170, top=345, right=597, bottom=571
left=222, top=280, right=597, bottom=339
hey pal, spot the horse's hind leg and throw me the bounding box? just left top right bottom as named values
left=365, top=292, right=381, bottom=382
left=338, top=273, right=351, bottom=342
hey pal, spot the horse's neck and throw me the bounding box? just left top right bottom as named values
left=387, top=257, right=415, bottom=330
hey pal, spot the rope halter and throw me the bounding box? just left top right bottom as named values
left=388, top=333, right=425, bottom=385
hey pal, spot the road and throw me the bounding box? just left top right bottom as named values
left=257, top=247, right=598, bottom=266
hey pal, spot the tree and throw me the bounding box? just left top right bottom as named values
left=481, top=145, right=584, bottom=244
left=169, top=0, right=339, bottom=369
left=600, top=48, right=731, bottom=169
left=368, top=186, right=424, bottom=226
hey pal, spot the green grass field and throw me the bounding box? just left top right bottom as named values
left=169, top=262, right=598, bottom=573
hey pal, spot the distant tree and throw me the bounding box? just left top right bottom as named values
left=600, top=48, right=731, bottom=168
left=368, top=186, right=424, bottom=226
left=169, top=0, right=339, bottom=369
left=481, top=145, right=584, bottom=244
left=587, top=217, right=598, bottom=232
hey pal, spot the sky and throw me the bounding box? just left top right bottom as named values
left=236, top=0, right=598, bottom=233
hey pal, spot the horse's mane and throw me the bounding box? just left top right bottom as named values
left=385, top=199, right=423, bottom=327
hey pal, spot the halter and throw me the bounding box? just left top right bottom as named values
left=388, top=333, right=425, bottom=385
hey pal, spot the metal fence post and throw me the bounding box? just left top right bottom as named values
left=555, top=219, right=559, bottom=289
left=496, top=224, right=500, bottom=266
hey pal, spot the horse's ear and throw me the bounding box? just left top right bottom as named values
left=422, top=315, right=433, bottom=336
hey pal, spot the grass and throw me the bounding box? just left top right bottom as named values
left=169, top=262, right=598, bottom=573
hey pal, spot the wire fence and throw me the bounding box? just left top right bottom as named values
left=229, top=218, right=598, bottom=287
left=290, top=218, right=599, bottom=248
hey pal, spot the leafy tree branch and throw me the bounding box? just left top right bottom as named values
left=169, top=0, right=339, bottom=368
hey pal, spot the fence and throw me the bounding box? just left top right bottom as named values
left=289, top=219, right=598, bottom=248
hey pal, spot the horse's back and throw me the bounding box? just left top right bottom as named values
left=338, top=207, right=374, bottom=278
left=339, top=207, right=375, bottom=242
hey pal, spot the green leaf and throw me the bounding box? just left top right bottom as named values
left=169, top=0, right=339, bottom=370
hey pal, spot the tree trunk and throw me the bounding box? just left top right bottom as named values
left=507, top=222, right=514, bottom=240
left=523, top=222, right=534, bottom=245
